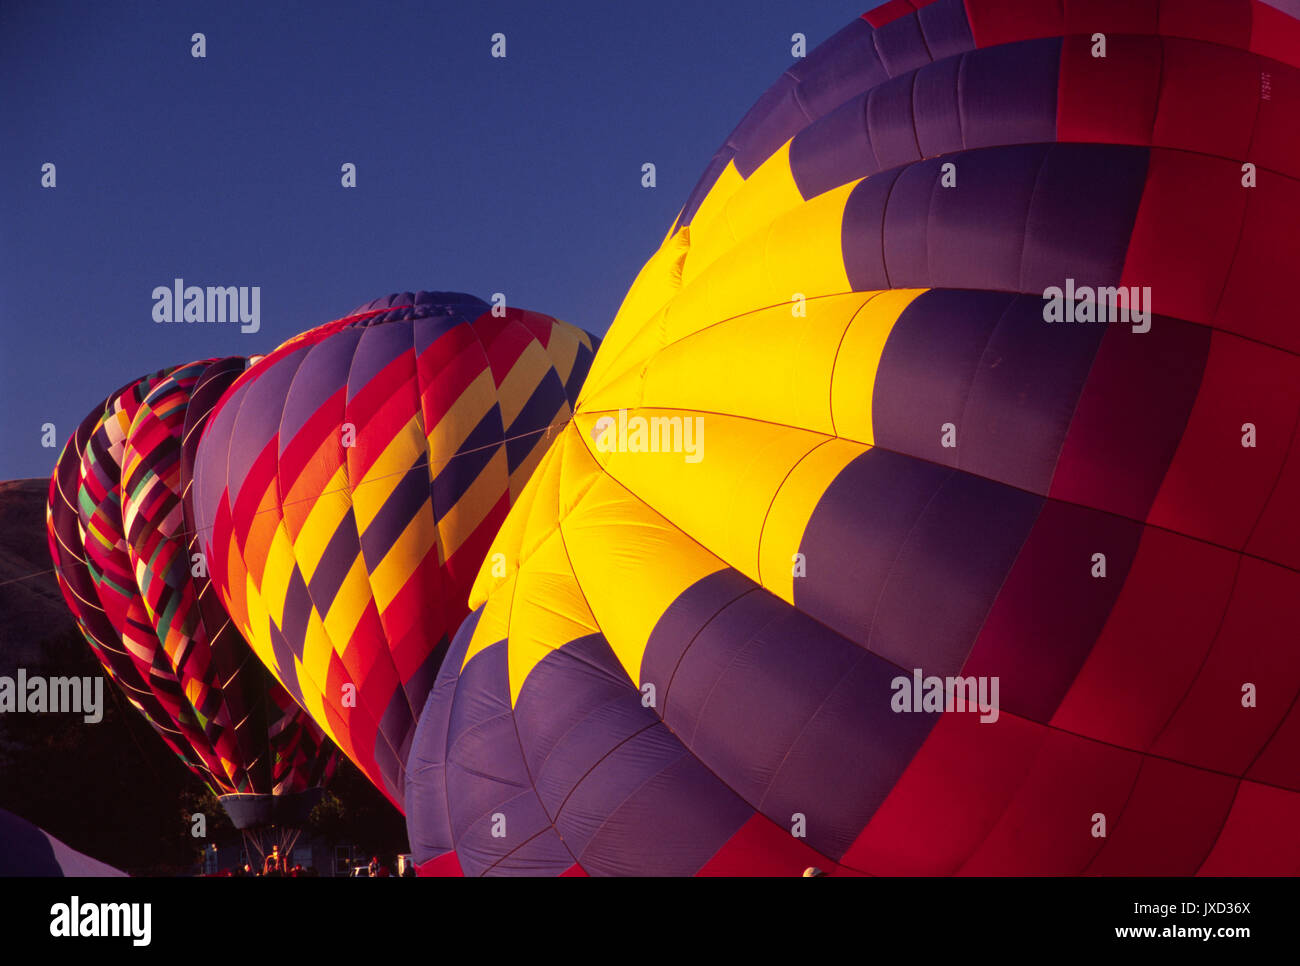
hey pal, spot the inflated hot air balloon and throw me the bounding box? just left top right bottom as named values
left=0, top=808, right=125, bottom=877
left=47, top=360, right=337, bottom=860
left=405, top=0, right=1300, bottom=875
left=191, top=292, right=598, bottom=811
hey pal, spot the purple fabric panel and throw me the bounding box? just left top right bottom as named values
left=555, top=728, right=753, bottom=876
left=223, top=351, right=301, bottom=501
left=916, top=0, right=976, bottom=60
left=795, top=449, right=1042, bottom=675
left=405, top=608, right=480, bottom=865
left=913, top=54, right=963, bottom=156
left=658, top=580, right=938, bottom=859
left=844, top=143, right=1150, bottom=294
left=346, top=317, right=415, bottom=404
left=868, top=72, right=922, bottom=170
left=1017, top=144, right=1149, bottom=293
left=840, top=166, right=904, bottom=290
left=276, top=329, right=358, bottom=447
left=962, top=500, right=1143, bottom=722
left=959, top=38, right=1060, bottom=150
left=871, top=289, right=1106, bottom=494
left=443, top=641, right=575, bottom=876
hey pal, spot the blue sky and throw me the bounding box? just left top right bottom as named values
left=0, top=0, right=865, bottom=480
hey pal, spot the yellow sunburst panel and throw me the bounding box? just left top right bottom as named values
left=582, top=292, right=876, bottom=436
left=504, top=528, right=602, bottom=703
left=758, top=436, right=871, bottom=603
left=830, top=287, right=929, bottom=443
left=559, top=462, right=728, bottom=689
left=665, top=181, right=858, bottom=346
left=572, top=408, right=826, bottom=592
left=681, top=141, right=805, bottom=286
left=684, top=159, right=745, bottom=246
left=579, top=228, right=691, bottom=404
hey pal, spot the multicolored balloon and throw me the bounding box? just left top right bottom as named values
left=405, top=0, right=1300, bottom=875
left=192, top=292, right=598, bottom=810
left=47, top=360, right=337, bottom=844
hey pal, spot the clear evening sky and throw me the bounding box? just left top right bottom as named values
left=0, top=0, right=865, bottom=481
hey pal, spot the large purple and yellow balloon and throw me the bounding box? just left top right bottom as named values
left=405, top=0, right=1300, bottom=875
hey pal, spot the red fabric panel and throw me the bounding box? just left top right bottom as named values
left=1213, top=175, right=1300, bottom=353
left=1085, top=758, right=1237, bottom=875
left=1151, top=556, right=1300, bottom=775
left=841, top=712, right=1044, bottom=875
left=1063, top=0, right=1159, bottom=33
left=1052, top=528, right=1235, bottom=750
left=1246, top=687, right=1300, bottom=792
left=696, top=813, right=835, bottom=876
left=1198, top=781, right=1300, bottom=874
left=958, top=730, right=1141, bottom=875
left=417, top=851, right=465, bottom=876
left=1057, top=34, right=1161, bottom=145
left=1251, top=0, right=1300, bottom=68
left=559, top=863, right=588, bottom=877
left=1120, top=149, right=1246, bottom=330
left=863, top=0, right=917, bottom=28
left=963, top=0, right=1063, bottom=47
left=1153, top=41, right=1258, bottom=161
left=1147, top=332, right=1300, bottom=549
left=1250, top=59, right=1300, bottom=181
left=1249, top=416, right=1300, bottom=571
left=1157, top=0, right=1252, bottom=48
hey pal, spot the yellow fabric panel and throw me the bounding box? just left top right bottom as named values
left=367, top=497, right=437, bottom=613
left=469, top=442, right=553, bottom=609
left=682, top=160, right=744, bottom=254
left=505, top=528, right=600, bottom=704
left=683, top=141, right=804, bottom=287
left=289, top=465, right=350, bottom=583
left=258, top=523, right=298, bottom=628
left=662, top=181, right=857, bottom=348
left=351, top=415, right=425, bottom=532
left=319, top=553, right=371, bottom=655
left=582, top=293, right=873, bottom=437
left=299, top=606, right=341, bottom=750
left=758, top=437, right=870, bottom=603
left=573, top=408, right=828, bottom=587
left=425, top=369, right=497, bottom=477
left=438, top=447, right=508, bottom=562
left=580, top=228, right=689, bottom=405
left=462, top=571, right=516, bottom=668
left=495, top=340, right=550, bottom=429
left=559, top=464, right=727, bottom=687
left=829, top=288, right=928, bottom=444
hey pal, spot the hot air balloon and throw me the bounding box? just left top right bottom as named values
left=0, top=808, right=125, bottom=877
left=47, top=360, right=337, bottom=862
left=405, top=0, right=1300, bottom=875
left=191, top=292, right=598, bottom=811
